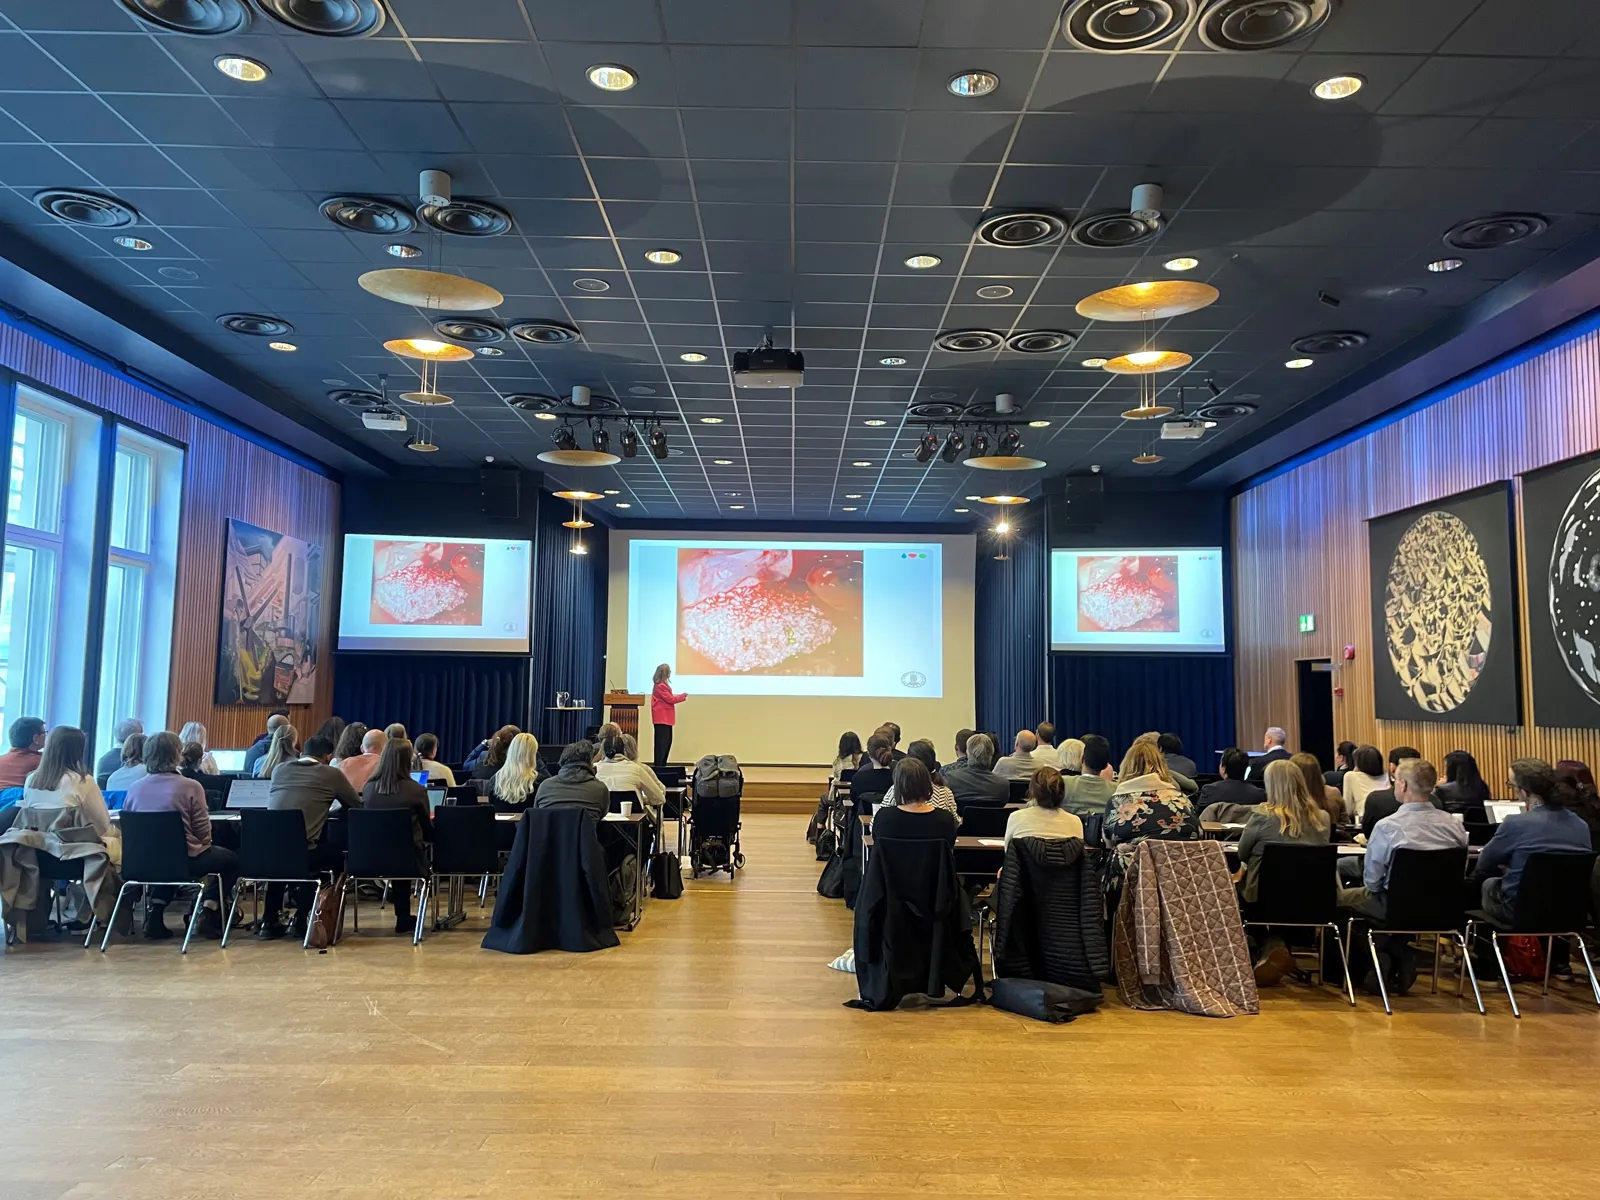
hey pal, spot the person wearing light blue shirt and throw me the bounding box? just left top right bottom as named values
left=1339, top=758, right=1465, bottom=919
left=1472, top=759, right=1594, bottom=923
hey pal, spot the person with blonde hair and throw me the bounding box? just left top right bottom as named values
left=361, top=736, right=431, bottom=934
left=178, top=721, right=218, bottom=775
left=651, top=663, right=688, bottom=766
left=1104, top=738, right=1198, bottom=850
left=1291, top=751, right=1343, bottom=825
left=1235, top=759, right=1331, bottom=984
left=1059, top=737, right=1085, bottom=775
left=490, top=732, right=543, bottom=812
left=254, top=723, right=298, bottom=779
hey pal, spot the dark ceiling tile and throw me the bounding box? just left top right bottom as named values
left=901, top=110, right=1018, bottom=163
left=337, top=99, right=473, bottom=153
left=288, top=38, right=437, bottom=100
left=920, top=0, right=1062, bottom=49
left=590, top=156, right=691, bottom=202
left=0, top=142, right=96, bottom=188
left=480, top=154, right=592, bottom=197
left=163, top=146, right=298, bottom=191
left=109, top=94, right=255, bottom=148
left=661, top=0, right=791, bottom=45
left=681, top=108, right=790, bottom=160
left=31, top=32, right=201, bottom=94
left=1439, top=0, right=1600, bottom=56
left=387, top=0, right=532, bottom=39
left=795, top=47, right=917, bottom=109
left=689, top=159, right=789, bottom=204
left=567, top=104, right=683, bottom=157
left=221, top=98, right=364, bottom=150
left=2, top=91, right=137, bottom=144
left=267, top=147, right=393, bottom=193
left=60, top=143, right=190, bottom=188
left=794, top=160, right=894, bottom=206
left=0, top=30, right=87, bottom=89
left=671, top=45, right=792, bottom=107
left=795, top=109, right=903, bottom=162
left=452, top=102, right=574, bottom=155
left=418, top=41, right=555, bottom=103
left=795, top=204, right=887, bottom=242
left=528, top=238, right=623, bottom=270
left=1379, top=56, right=1547, bottom=117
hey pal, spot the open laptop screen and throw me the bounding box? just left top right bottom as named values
left=211, top=749, right=247, bottom=772
left=1486, top=801, right=1525, bottom=824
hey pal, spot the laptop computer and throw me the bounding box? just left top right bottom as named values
left=411, top=770, right=429, bottom=785
left=211, top=748, right=247, bottom=773
left=227, top=779, right=272, bottom=808
left=1486, top=800, right=1526, bottom=824
left=426, top=787, right=446, bottom=813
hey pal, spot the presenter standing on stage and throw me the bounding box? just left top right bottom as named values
left=651, top=664, right=688, bottom=767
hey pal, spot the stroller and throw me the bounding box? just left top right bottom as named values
left=688, top=753, right=744, bottom=878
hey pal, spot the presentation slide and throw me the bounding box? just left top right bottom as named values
left=626, top=539, right=943, bottom=697
left=337, top=534, right=532, bottom=652
left=1050, top=547, right=1226, bottom=653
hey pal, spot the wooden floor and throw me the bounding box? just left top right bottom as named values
left=3, top=816, right=1599, bottom=1199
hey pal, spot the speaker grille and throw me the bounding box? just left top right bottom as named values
left=254, top=0, right=385, bottom=37
left=119, top=0, right=248, bottom=34
left=418, top=199, right=513, bottom=237
left=907, top=401, right=963, bottom=420
left=1062, top=0, right=1196, bottom=52
left=1195, top=401, right=1256, bottom=419
left=1197, top=0, right=1334, bottom=52
left=1443, top=213, right=1549, bottom=251
left=432, top=316, right=505, bottom=345
left=218, top=313, right=293, bottom=336
left=1070, top=211, right=1161, bottom=248
left=1290, top=330, right=1368, bottom=355
left=329, top=388, right=383, bottom=407
left=320, top=195, right=415, bottom=235
left=976, top=209, right=1067, bottom=248
left=509, top=320, right=581, bottom=345
left=1006, top=330, right=1076, bottom=354
left=934, top=329, right=1005, bottom=353
left=35, top=190, right=139, bottom=228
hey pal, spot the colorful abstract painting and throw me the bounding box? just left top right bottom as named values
left=214, top=518, right=323, bottom=706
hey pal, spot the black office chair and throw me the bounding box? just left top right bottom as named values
left=608, top=789, right=641, bottom=813
left=102, top=810, right=221, bottom=954
left=446, top=784, right=481, bottom=806
left=1008, top=779, right=1030, bottom=804
left=1241, top=843, right=1354, bottom=1006
left=223, top=808, right=328, bottom=950
left=429, top=804, right=500, bottom=929
left=338, top=808, right=431, bottom=945
left=656, top=764, right=687, bottom=790
left=1465, top=852, right=1600, bottom=1018
left=1355, top=846, right=1482, bottom=1015
left=958, top=805, right=1010, bottom=838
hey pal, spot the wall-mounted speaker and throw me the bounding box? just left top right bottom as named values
left=1060, top=474, right=1104, bottom=529
left=479, top=466, right=520, bottom=520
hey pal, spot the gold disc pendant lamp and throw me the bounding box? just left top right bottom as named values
left=359, top=170, right=505, bottom=310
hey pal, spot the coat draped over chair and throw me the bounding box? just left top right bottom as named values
left=992, top=836, right=1110, bottom=991
left=850, top=834, right=980, bottom=1011
left=0, top=804, right=121, bottom=938
left=482, top=807, right=619, bottom=954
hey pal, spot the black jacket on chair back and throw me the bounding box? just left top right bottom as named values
left=993, top=836, right=1110, bottom=992
left=482, top=806, right=619, bottom=954
left=850, top=834, right=980, bottom=1011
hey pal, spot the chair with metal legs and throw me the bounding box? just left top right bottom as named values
left=100, top=811, right=221, bottom=955
left=223, top=809, right=330, bottom=950
left=337, top=808, right=431, bottom=945
left=1464, top=851, right=1600, bottom=1018
left=1351, top=846, right=1482, bottom=1015
left=428, top=805, right=499, bottom=930
left=1241, top=842, right=1356, bottom=1006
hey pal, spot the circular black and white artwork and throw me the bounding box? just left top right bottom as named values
left=1548, top=464, right=1600, bottom=703
left=1384, top=510, right=1492, bottom=713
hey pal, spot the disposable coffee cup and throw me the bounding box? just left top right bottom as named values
left=621, top=800, right=634, bottom=816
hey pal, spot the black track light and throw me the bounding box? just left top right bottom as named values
left=968, top=430, right=991, bottom=458
left=649, top=426, right=668, bottom=460
left=914, top=430, right=939, bottom=464
left=555, top=425, right=577, bottom=452
left=1206, top=377, right=1222, bottom=399
left=940, top=431, right=965, bottom=463
left=999, top=428, right=1022, bottom=456
left=592, top=426, right=610, bottom=454
left=620, top=425, right=639, bottom=459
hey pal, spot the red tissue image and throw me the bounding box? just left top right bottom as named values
left=1076, top=555, right=1180, bottom=633
left=369, top=540, right=485, bottom=626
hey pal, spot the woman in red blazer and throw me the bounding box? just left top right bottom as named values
left=650, top=663, right=688, bottom=766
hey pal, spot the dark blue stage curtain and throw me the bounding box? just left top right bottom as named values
left=332, top=655, right=529, bottom=763
left=528, top=495, right=608, bottom=747
left=975, top=517, right=1048, bottom=739
left=1051, top=653, right=1236, bottom=769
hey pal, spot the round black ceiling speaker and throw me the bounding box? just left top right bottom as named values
left=1069, top=210, right=1162, bottom=248
left=34, top=189, right=138, bottom=228
left=1290, top=330, right=1368, bottom=355
left=1443, top=212, right=1549, bottom=251
left=158, top=266, right=199, bottom=281
left=119, top=0, right=249, bottom=34
left=431, top=316, right=505, bottom=345
left=509, top=320, right=581, bottom=345
left=934, top=329, right=1005, bottom=353
left=1062, top=0, right=1197, bottom=52
left=1006, top=329, right=1076, bottom=353
left=1198, top=0, right=1335, bottom=52
left=320, top=195, right=415, bottom=235
left=252, top=0, right=385, bottom=37
left=328, top=388, right=383, bottom=407
left=907, top=401, right=963, bottom=420
left=1195, top=401, right=1257, bottom=419
left=976, top=209, right=1067, bottom=249
left=507, top=393, right=561, bottom=411
left=217, top=313, right=293, bottom=336
left=418, top=199, right=514, bottom=237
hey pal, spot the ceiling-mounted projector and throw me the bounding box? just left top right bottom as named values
left=1159, top=418, right=1207, bottom=441
left=733, top=337, right=804, bottom=388
left=362, top=409, right=407, bottom=432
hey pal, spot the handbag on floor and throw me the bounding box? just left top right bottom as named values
left=307, top=874, right=345, bottom=949
left=989, top=977, right=1103, bottom=1023
left=649, top=852, right=684, bottom=900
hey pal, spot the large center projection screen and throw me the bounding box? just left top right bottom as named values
left=608, top=532, right=976, bottom=765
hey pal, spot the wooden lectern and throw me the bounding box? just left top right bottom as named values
left=604, top=692, right=648, bottom=738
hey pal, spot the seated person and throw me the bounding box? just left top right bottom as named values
left=1471, top=757, right=1594, bottom=924
left=1158, top=732, right=1198, bottom=780
left=534, top=740, right=609, bottom=820
left=1338, top=757, right=1463, bottom=919
left=1059, top=737, right=1085, bottom=777
left=254, top=722, right=300, bottom=780
left=105, top=734, right=148, bottom=792
left=1032, top=723, right=1062, bottom=769
left=1358, top=748, right=1440, bottom=838
left=947, top=729, right=974, bottom=772
left=595, top=731, right=666, bottom=816
left=1236, top=760, right=1331, bottom=903
left=414, top=733, right=457, bottom=788
left=871, top=758, right=957, bottom=845
left=329, top=722, right=366, bottom=767
left=470, top=727, right=517, bottom=781
left=1197, top=748, right=1261, bottom=822
left=1104, top=738, right=1199, bottom=848
left=335, top=727, right=384, bottom=790
left=0, top=716, right=46, bottom=789
left=848, top=733, right=898, bottom=811
left=882, top=738, right=956, bottom=818
left=96, top=718, right=143, bottom=788
left=122, top=731, right=239, bottom=941
left=179, top=741, right=209, bottom=785
left=16, top=727, right=121, bottom=933
left=1325, top=741, right=1358, bottom=792
left=876, top=722, right=907, bottom=762
left=1340, top=744, right=1389, bottom=825
left=1437, top=749, right=1492, bottom=814
left=178, top=721, right=219, bottom=775
left=262, top=734, right=359, bottom=940
left=1004, top=766, right=1083, bottom=849
left=590, top=723, right=622, bottom=764
left=993, top=730, right=1040, bottom=781
left=1292, top=751, right=1344, bottom=826
left=360, top=736, right=433, bottom=935
left=832, top=731, right=864, bottom=780
left=943, top=733, right=1010, bottom=810
left=1061, top=734, right=1116, bottom=818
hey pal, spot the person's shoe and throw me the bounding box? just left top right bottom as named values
left=287, top=916, right=309, bottom=943
left=256, top=920, right=289, bottom=940
left=1253, top=944, right=1294, bottom=987
left=394, top=914, right=414, bottom=936
left=143, top=909, right=173, bottom=941
left=1394, top=946, right=1419, bottom=995
left=196, top=908, right=225, bottom=940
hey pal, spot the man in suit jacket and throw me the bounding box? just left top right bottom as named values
left=1246, top=726, right=1291, bottom=781
left=1198, top=748, right=1262, bottom=819
left=1158, top=732, right=1198, bottom=780
left=944, top=734, right=1011, bottom=810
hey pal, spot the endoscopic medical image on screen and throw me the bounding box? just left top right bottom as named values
left=1076, top=554, right=1180, bottom=634
left=369, top=540, right=485, bottom=626
left=676, top=547, right=863, bottom=676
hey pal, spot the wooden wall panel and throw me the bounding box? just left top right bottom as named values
left=0, top=321, right=339, bottom=748
left=1234, top=323, right=1600, bottom=787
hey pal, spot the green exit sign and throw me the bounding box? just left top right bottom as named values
left=1298, top=614, right=1316, bottom=633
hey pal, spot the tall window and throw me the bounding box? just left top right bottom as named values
left=0, top=403, right=66, bottom=733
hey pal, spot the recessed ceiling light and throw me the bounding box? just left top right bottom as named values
left=728, top=504, right=745, bottom=510
left=841, top=506, right=858, bottom=512
left=852, top=460, right=872, bottom=467
left=714, top=459, right=734, bottom=465
left=604, top=489, right=620, bottom=495
left=947, top=70, right=999, bottom=98
left=1312, top=74, right=1364, bottom=101
left=680, top=352, right=708, bottom=362
left=864, top=418, right=887, bottom=426
left=615, top=502, right=631, bottom=508
left=724, top=492, right=742, bottom=497
left=976, top=284, right=1013, bottom=299
left=476, top=346, right=503, bottom=356
left=905, top=254, right=941, bottom=269
left=385, top=243, right=421, bottom=258
left=845, top=493, right=862, bottom=499
left=214, top=55, right=269, bottom=83
left=954, top=508, right=969, bottom=513
left=587, top=63, right=637, bottom=91
left=1164, top=257, right=1199, bottom=272
left=699, top=416, right=723, bottom=424
left=534, top=412, right=558, bottom=421
left=1081, top=357, right=1108, bottom=367
left=1428, top=258, right=1464, bottom=273
left=1285, top=357, right=1314, bottom=369
left=1028, top=419, right=1050, bottom=428
left=965, top=495, right=980, bottom=500
left=113, top=235, right=151, bottom=251
left=268, top=341, right=296, bottom=352
left=644, top=248, right=681, bottom=265
left=573, top=278, right=610, bottom=292
left=879, top=356, right=908, bottom=366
